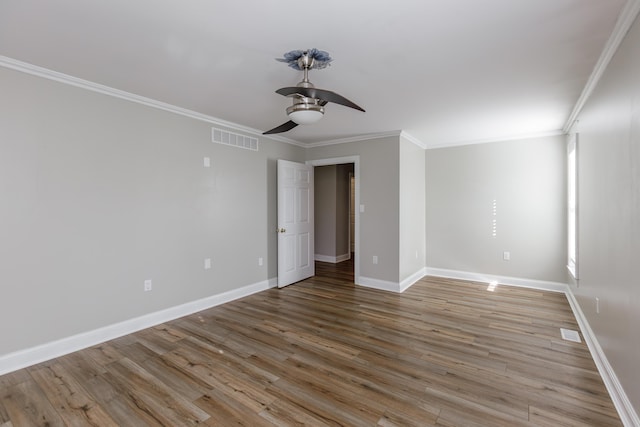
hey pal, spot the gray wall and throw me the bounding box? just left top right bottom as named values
left=314, top=165, right=337, bottom=258
left=314, top=164, right=351, bottom=260
left=0, top=66, right=303, bottom=355
left=306, top=137, right=400, bottom=283
left=572, top=13, right=640, bottom=412
left=399, top=136, right=426, bottom=281
left=425, top=135, right=566, bottom=283
left=335, top=164, right=352, bottom=257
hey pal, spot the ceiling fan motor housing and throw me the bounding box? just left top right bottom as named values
left=287, top=97, right=324, bottom=124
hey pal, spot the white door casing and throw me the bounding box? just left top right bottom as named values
left=277, top=159, right=314, bottom=287
left=306, top=156, right=360, bottom=285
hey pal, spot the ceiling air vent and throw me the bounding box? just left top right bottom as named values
left=212, top=127, right=258, bottom=151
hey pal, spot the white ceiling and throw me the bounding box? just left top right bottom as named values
left=0, top=0, right=631, bottom=147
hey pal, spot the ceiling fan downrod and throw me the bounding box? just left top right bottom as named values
left=297, top=52, right=314, bottom=88
left=263, top=49, right=365, bottom=134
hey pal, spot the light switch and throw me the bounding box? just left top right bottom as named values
left=360, top=204, right=365, bottom=213
left=204, top=157, right=211, bottom=168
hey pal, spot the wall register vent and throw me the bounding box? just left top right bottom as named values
left=560, top=328, right=581, bottom=343
left=212, top=128, right=258, bottom=151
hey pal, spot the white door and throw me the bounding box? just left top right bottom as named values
left=277, top=159, right=314, bottom=288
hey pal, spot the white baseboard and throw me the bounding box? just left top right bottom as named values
left=336, top=253, right=351, bottom=263
left=358, top=276, right=402, bottom=293
left=425, top=267, right=568, bottom=293
left=425, top=266, right=639, bottom=426
left=359, top=265, right=566, bottom=294
left=3, top=267, right=637, bottom=425
left=0, top=278, right=277, bottom=376
left=565, top=289, right=640, bottom=427
left=400, top=267, right=427, bottom=292
left=315, top=253, right=351, bottom=263
left=359, top=267, right=426, bottom=293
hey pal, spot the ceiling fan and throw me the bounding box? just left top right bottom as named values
left=263, top=49, right=365, bottom=135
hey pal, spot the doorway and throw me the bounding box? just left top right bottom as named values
left=307, top=156, right=360, bottom=284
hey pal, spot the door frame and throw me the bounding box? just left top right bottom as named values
left=306, top=156, right=360, bottom=285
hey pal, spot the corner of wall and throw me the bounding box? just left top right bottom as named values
left=565, top=288, right=640, bottom=426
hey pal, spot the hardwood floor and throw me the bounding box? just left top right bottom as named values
left=0, top=259, right=622, bottom=426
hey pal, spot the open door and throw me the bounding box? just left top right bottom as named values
left=277, top=159, right=314, bottom=287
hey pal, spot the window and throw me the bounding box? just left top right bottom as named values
left=567, top=134, right=578, bottom=279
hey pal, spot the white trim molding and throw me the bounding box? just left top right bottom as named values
left=0, top=55, right=304, bottom=147
left=306, top=156, right=361, bottom=285
left=426, top=129, right=565, bottom=150
left=424, top=266, right=639, bottom=426
left=400, top=268, right=427, bottom=292
left=425, top=267, right=568, bottom=292
left=0, top=278, right=277, bottom=376
left=359, top=266, right=568, bottom=294
left=306, top=130, right=403, bottom=148
left=400, top=131, right=428, bottom=150
left=0, top=55, right=575, bottom=152
left=358, top=267, right=426, bottom=293
left=563, top=0, right=640, bottom=133
left=358, top=276, right=403, bottom=293
left=315, top=253, right=351, bottom=263
left=308, top=130, right=427, bottom=150
left=565, top=290, right=640, bottom=427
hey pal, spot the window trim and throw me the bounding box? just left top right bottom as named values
left=567, top=133, right=578, bottom=280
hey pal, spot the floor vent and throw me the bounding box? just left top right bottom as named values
left=560, top=328, right=582, bottom=343
left=212, top=128, right=258, bottom=151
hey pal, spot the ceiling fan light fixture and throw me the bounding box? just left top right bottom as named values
left=286, top=103, right=324, bottom=125
left=263, top=49, right=364, bottom=135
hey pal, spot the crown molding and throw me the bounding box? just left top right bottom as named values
left=306, top=130, right=429, bottom=149
left=264, top=133, right=307, bottom=147
left=304, top=130, right=403, bottom=148
left=563, top=0, right=640, bottom=132
left=0, top=55, right=305, bottom=146
left=0, top=55, right=585, bottom=151
left=0, top=56, right=403, bottom=150
left=426, top=129, right=565, bottom=150
left=400, top=131, right=428, bottom=149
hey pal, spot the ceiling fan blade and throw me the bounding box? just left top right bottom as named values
left=311, top=88, right=365, bottom=112
left=263, top=120, right=299, bottom=135
left=276, top=86, right=308, bottom=97
left=276, top=86, right=365, bottom=112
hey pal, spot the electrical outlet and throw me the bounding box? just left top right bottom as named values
left=503, top=251, right=510, bottom=261
left=203, top=157, right=211, bottom=168
left=373, top=255, right=378, bottom=265
left=258, top=257, right=263, bottom=266
left=204, top=258, right=211, bottom=270
left=144, top=279, right=152, bottom=292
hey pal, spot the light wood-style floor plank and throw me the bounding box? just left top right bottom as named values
left=0, top=258, right=623, bottom=425
left=28, top=362, right=118, bottom=426
left=1, top=380, right=66, bottom=427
